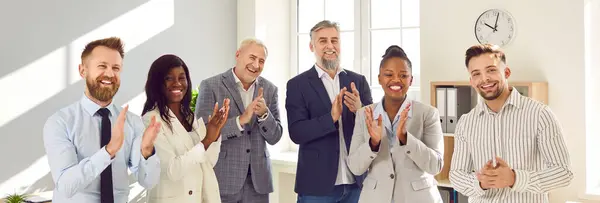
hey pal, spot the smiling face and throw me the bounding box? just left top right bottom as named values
left=310, top=27, right=340, bottom=71
left=163, top=66, right=188, bottom=104
left=467, top=53, right=511, bottom=101
left=80, top=45, right=122, bottom=102
left=379, top=57, right=413, bottom=101
left=234, top=43, right=266, bottom=84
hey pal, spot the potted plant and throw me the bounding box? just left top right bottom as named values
left=3, top=192, right=29, bottom=203
left=190, top=85, right=199, bottom=112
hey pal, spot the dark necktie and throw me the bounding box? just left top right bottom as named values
left=97, top=108, right=114, bottom=203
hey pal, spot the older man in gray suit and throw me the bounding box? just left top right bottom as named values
left=195, top=38, right=283, bottom=203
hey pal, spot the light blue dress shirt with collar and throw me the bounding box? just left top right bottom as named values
left=43, top=95, right=161, bottom=203
left=372, top=98, right=413, bottom=150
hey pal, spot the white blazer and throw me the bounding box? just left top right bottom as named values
left=347, top=100, right=444, bottom=203
left=142, top=108, right=221, bottom=203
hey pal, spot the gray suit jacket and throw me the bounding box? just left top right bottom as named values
left=347, top=100, right=444, bottom=203
left=194, top=68, right=283, bottom=195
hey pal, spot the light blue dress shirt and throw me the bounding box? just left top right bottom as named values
left=372, top=98, right=413, bottom=149
left=43, top=95, right=161, bottom=203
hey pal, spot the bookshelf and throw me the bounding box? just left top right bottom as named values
left=430, top=81, right=548, bottom=187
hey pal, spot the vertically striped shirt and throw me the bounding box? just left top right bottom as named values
left=449, top=87, right=573, bottom=203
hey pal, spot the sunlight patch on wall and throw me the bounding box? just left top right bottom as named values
left=68, top=0, right=176, bottom=85
left=0, top=47, right=67, bottom=128
left=0, top=0, right=175, bottom=129
left=122, top=92, right=147, bottom=116
left=0, top=156, right=49, bottom=194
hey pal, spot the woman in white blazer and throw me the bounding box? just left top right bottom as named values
left=347, top=45, right=444, bottom=203
left=141, top=54, right=230, bottom=203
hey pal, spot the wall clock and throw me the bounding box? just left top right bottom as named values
left=474, top=9, right=516, bottom=47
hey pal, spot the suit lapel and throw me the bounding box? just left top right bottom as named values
left=222, top=70, right=245, bottom=114
left=168, top=109, right=195, bottom=150
left=339, top=72, right=353, bottom=151
left=339, top=71, right=351, bottom=123
left=308, top=66, right=333, bottom=111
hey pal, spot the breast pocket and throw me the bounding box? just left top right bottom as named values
left=408, top=177, right=441, bottom=203
left=410, top=177, right=433, bottom=191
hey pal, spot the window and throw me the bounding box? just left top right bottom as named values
left=364, top=0, right=421, bottom=103
left=296, top=0, right=357, bottom=73
left=293, top=0, right=420, bottom=103
left=290, top=0, right=421, bottom=151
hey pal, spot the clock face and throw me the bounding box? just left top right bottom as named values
left=474, top=9, right=515, bottom=47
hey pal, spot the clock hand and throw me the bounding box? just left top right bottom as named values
left=494, top=13, right=499, bottom=29
left=485, top=23, right=497, bottom=32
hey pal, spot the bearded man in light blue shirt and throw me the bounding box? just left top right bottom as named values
left=43, top=37, right=162, bottom=203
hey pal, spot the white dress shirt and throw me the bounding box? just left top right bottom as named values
left=232, top=69, right=268, bottom=130
left=449, top=87, right=573, bottom=203
left=315, top=65, right=355, bottom=185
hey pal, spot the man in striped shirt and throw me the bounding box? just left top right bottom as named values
left=449, top=44, right=573, bottom=203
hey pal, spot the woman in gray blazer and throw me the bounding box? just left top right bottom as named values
left=347, top=45, right=444, bottom=203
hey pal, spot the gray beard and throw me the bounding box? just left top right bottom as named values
left=321, top=57, right=339, bottom=71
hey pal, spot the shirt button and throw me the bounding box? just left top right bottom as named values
left=390, top=174, right=395, bottom=179
left=246, top=149, right=250, bottom=153
left=189, top=190, right=193, bottom=195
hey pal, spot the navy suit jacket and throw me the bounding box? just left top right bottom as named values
left=285, top=66, right=373, bottom=196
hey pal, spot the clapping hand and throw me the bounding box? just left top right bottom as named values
left=395, top=103, right=411, bottom=145
left=141, top=108, right=161, bottom=159
left=331, top=88, right=345, bottom=122
left=343, top=82, right=362, bottom=113
left=364, top=106, right=383, bottom=150
left=206, top=98, right=231, bottom=143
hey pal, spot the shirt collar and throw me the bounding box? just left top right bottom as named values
left=80, top=94, right=117, bottom=117
left=372, top=97, right=413, bottom=121
left=476, top=86, right=522, bottom=115
left=314, top=63, right=346, bottom=79
left=231, top=68, right=258, bottom=89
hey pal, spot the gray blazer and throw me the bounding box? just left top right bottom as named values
left=347, top=100, right=444, bottom=203
left=194, top=68, right=283, bottom=195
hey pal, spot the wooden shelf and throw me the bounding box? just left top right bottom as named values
left=437, top=178, right=453, bottom=188
left=431, top=81, right=548, bottom=189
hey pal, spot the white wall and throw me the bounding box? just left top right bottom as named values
left=420, top=0, right=589, bottom=202
left=0, top=0, right=237, bottom=201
